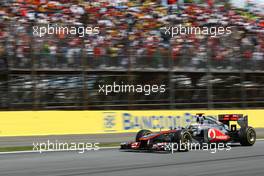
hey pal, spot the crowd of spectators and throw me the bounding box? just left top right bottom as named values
left=0, top=0, right=264, bottom=71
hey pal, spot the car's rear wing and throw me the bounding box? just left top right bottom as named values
left=218, top=114, right=248, bottom=130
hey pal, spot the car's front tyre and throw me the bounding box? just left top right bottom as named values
left=174, top=130, right=192, bottom=152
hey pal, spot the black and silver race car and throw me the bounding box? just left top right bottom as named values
left=120, top=114, right=256, bottom=152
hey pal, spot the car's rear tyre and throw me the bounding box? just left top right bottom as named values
left=240, top=127, right=256, bottom=146
left=174, top=130, right=192, bottom=152
left=136, top=129, right=152, bottom=142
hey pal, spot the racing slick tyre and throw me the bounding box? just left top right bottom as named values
left=174, top=130, right=192, bottom=152
left=239, top=126, right=256, bottom=146
left=136, top=129, right=152, bottom=142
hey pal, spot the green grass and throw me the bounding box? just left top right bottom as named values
left=0, top=146, right=34, bottom=153
left=98, top=142, right=120, bottom=147
left=0, top=142, right=120, bottom=153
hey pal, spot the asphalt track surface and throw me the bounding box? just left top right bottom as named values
left=0, top=141, right=264, bottom=176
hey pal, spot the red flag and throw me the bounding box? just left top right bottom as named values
left=207, top=0, right=214, bottom=8
left=21, top=9, right=27, bottom=16
left=259, top=21, right=264, bottom=28
left=168, top=0, right=177, bottom=5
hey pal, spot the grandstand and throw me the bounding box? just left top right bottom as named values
left=0, top=0, right=264, bottom=110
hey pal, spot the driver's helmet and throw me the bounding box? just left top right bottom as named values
left=195, top=113, right=205, bottom=124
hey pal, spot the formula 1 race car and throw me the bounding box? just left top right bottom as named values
left=120, top=114, right=256, bottom=152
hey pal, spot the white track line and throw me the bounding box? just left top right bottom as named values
left=0, top=139, right=264, bottom=155
left=256, top=138, right=264, bottom=141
